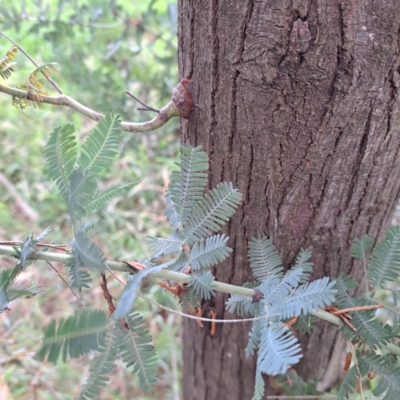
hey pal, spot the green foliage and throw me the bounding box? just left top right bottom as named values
left=363, top=352, right=400, bottom=399
left=292, top=314, right=317, bottom=334
left=44, top=113, right=138, bottom=223
left=188, top=234, right=231, bottom=271
left=77, top=325, right=119, bottom=400
left=78, top=113, right=122, bottom=176
left=117, top=312, right=158, bottom=393
left=45, top=123, right=77, bottom=202
left=274, top=370, right=323, bottom=397
left=248, top=236, right=283, bottom=280
left=258, top=323, right=302, bottom=376
left=352, top=234, right=373, bottom=260
left=338, top=354, right=368, bottom=400
left=368, top=226, right=400, bottom=288
left=1, top=2, right=178, bottom=398
left=0, top=228, right=49, bottom=311
left=182, top=182, right=241, bottom=246
left=35, top=309, right=109, bottom=363
left=36, top=310, right=158, bottom=399
left=166, top=143, right=208, bottom=230
left=114, top=143, right=241, bottom=319
left=227, top=237, right=336, bottom=400
left=187, top=269, right=215, bottom=300
left=334, top=274, right=393, bottom=348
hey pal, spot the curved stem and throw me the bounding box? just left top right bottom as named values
left=0, top=84, right=184, bottom=133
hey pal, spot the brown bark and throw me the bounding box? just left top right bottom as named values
left=177, top=1, right=400, bottom=399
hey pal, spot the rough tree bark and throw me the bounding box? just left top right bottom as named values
left=177, top=1, right=400, bottom=399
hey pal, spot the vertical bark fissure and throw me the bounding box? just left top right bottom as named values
left=188, top=7, right=195, bottom=80
left=209, top=0, right=220, bottom=187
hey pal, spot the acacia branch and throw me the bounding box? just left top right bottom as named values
left=0, top=79, right=192, bottom=133
left=2, top=243, right=400, bottom=357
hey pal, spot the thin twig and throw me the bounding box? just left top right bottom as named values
left=45, top=261, right=82, bottom=306
left=0, top=241, right=68, bottom=252
left=125, top=90, right=159, bottom=113
left=0, top=84, right=181, bottom=133
left=100, top=273, right=116, bottom=314
left=332, top=305, right=383, bottom=315
left=1, top=32, right=63, bottom=94
left=137, top=293, right=278, bottom=323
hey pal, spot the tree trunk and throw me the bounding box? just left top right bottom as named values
left=177, top=1, right=400, bottom=399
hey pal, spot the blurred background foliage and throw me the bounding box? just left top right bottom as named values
left=0, top=1, right=183, bottom=399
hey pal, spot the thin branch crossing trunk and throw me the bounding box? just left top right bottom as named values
left=178, top=1, right=400, bottom=398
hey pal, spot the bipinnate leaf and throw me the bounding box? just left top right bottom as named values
left=270, top=277, right=336, bottom=319
left=292, top=248, right=313, bottom=283
left=368, top=226, right=400, bottom=288
left=183, top=182, right=241, bottom=245
left=187, top=269, right=215, bottom=300
left=352, top=234, right=373, bottom=259
left=167, top=143, right=209, bottom=230
left=77, top=325, right=119, bottom=400
left=189, top=234, right=231, bottom=270
left=145, top=230, right=183, bottom=257
left=334, top=274, right=392, bottom=348
left=71, top=227, right=106, bottom=273
left=257, top=323, right=302, bottom=376
left=67, top=168, right=97, bottom=221
left=117, top=312, right=158, bottom=393
left=78, top=113, right=122, bottom=176
left=338, top=351, right=368, bottom=400
left=6, top=280, right=44, bottom=301
left=363, top=352, right=400, bottom=400
left=252, top=368, right=265, bottom=400
left=36, top=309, right=109, bottom=363
left=66, top=256, right=92, bottom=291
left=85, top=179, right=140, bottom=214
left=248, top=237, right=283, bottom=281
left=45, top=123, right=77, bottom=202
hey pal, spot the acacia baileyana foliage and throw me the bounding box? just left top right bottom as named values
left=2, top=117, right=400, bottom=399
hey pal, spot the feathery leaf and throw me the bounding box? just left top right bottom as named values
left=334, top=274, right=392, bottom=348
left=36, top=309, right=109, bottom=363
left=85, top=179, right=140, bottom=214
left=270, top=277, right=336, bottom=319
left=117, top=312, right=158, bottom=393
left=189, top=234, right=231, bottom=270
left=248, top=237, right=283, bottom=281
left=187, top=269, right=215, bottom=300
left=183, top=182, right=241, bottom=245
left=45, top=123, right=77, bottom=202
left=77, top=325, right=119, bottom=400
left=363, top=352, right=400, bottom=400
left=145, top=230, right=183, bottom=257
left=78, top=113, right=121, bottom=176
left=368, top=226, right=400, bottom=288
left=67, top=168, right=97, bottom=221
left=257, top=323, right=302, bottom=376
left=71, top=227, right=106, bottom=273
left=352, top=235, right=373, bottom=259
left=167, top=143, right=209, bottom=230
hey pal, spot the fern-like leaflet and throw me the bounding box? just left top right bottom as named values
left=114, top=143, right=241, bottom=319
left=226, top=237, right=336, bottom=400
